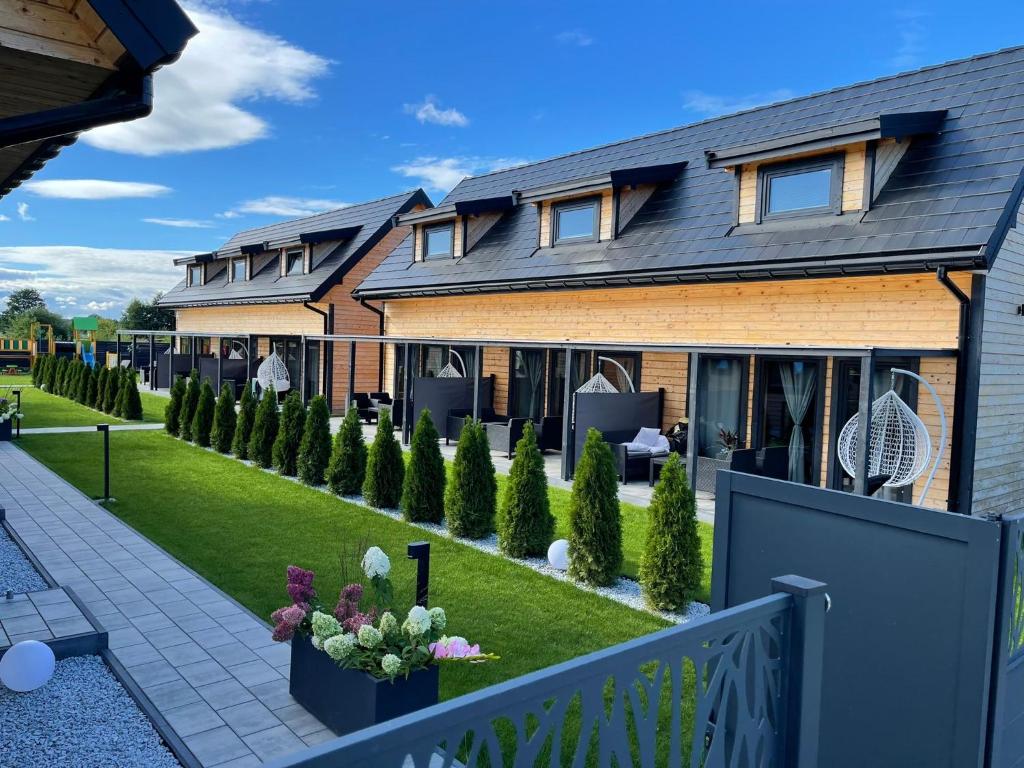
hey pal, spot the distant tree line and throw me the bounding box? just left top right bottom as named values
left=0, top=289, right=173, bottom=341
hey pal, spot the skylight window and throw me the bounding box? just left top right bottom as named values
left=553, top=198, right=599, bottom=244
left=424, top=223, right=454, bottom=259
left=758, top=155, right=843, bottom=221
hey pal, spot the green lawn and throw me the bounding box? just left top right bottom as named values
left=0, top=374, right=165, bottom=427
left=17, top=431, right=671, bottom=702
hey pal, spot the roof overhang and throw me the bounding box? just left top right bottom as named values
left=397, top=196, right=517, bottom=227
left=705, top=110, right=948, bottom=168
left=239, top=242, right=269, bottom=255
left=516, top=161, right=687, bottom=204
left=299, top=225, right=362, bottom=245
left=172, top=252, right=216, bottom=266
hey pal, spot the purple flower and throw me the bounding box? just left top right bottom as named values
left=269, top=603, right=308, bottom=643
left=334, top=583, right=363, bottom=622
left=340, top=583, right=363, bottom=603
left=342, top=609, right=376, bottom=634
left=272, top=621, right=296, bottom=642
left=286, top=566, right=316, bottom=604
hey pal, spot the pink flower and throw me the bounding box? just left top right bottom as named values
left=272, top=621, right=296, bottom=642
left=342, top=609, right=376, bottom=634
left=286, top=566, right=316, bottom=604
left=430, top=636, right=482, bottom=659
left=334, top=583, right=363, bottom=622
left=269, top=603, right=308, bottom=643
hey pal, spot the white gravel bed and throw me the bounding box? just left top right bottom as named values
left=0, top=655, right=179, bottom=768
left=187, top=441, right=710, bottom=625
left=0, top=525, right=47, bottom=594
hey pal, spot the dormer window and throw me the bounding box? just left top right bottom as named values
left=285, top=248, right=304, bottom=275
left=231, top=258, right=247, bottom=282
left=552, top=197, right=600, bottom=244
left=758, top=155, right=843, bottom=222
left=424, top=223, right=454, bottom=260
left=188, top=264, right=203, bottom=287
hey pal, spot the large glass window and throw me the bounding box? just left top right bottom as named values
left=510, top=349, right=545, bottom=420
left=420, top=345, right=446, bottom=377
left=424, top=224, right=454, bottom=259
left=553, top=198, right=599, bottom=244
left=232, top=259, right=246, bottom=282
left=271, top=337, right=301, bottom=392
left=286, top=249, right=304, bottom=275
left=696, top=356, right=747, bottom=459
left=548, top=350, right=589, bottom=416
left=595, top=351, right=640, bottom=393
left=760, top=156, right=842, bottom=220
left=189, top=265, right=202, bottom=286
left=756, top=358, right=822, bottom=484
left=392, top=345, right=407, bottom=398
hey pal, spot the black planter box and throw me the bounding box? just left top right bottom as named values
left=289, top=634, right=440, bottom=735
left=0, top=419, right=11, bottom=442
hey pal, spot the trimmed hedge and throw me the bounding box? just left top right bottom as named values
left=248, top=383, right=279, bottom=468
left=639, top=453, right=703, bottom=611
left=401, top=408, right=445, bottom=523
left=232, top=381, right=256, bottom=459
left=326, top=405, right=367, bottom=496
left=568, top=427, right=622, bottom=587
left=272, top=390, right=305, bottom=476
left=211, top=382, right=237, bottom=453
left=297, top=395, right=331, bottom=485
left=497, top=421, right=554, bottom=557
left=362, top=408, right=403, bottom=508
left=445, top=418, right=497, bottom=539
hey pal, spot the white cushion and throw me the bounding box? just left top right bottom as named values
left=633, top=427, right=662, bottom=448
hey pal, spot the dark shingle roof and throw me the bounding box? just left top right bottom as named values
left=356, top=47, right=1024, bottom=298
left=159, top=190, right=430, bottom=307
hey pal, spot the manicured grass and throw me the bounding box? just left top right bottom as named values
left=17, top=431, right=670, bottom=702
left=0, top=374, right=164, bottom=427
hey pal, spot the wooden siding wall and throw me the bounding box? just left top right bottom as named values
left=0, top=0, right=123, bottom=69
left=972, top=200, right=1024, bottom=516
left=737, top=143, right=867, bottom=224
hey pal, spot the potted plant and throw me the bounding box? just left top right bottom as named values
left=716, top=426, right=740, bottom=460
left=270, top=546, right=495, bottom=736
left=0, top=399, right=22, bottom=441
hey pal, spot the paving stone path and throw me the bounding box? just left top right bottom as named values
left=0, top=442, right=329, bottom=767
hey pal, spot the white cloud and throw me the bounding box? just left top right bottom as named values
left=143, top=217, right=214, bottom=229
left=16, top=203, right=34, bottom=221
left=24, top=179, right=171, bottom=200
left=682, top=89, right=796, bottom=117
left=403, top=96, right=469, bottom=127
left=223, top=196, right=350, bottom=218
left=0, top=245, right=189, bottom=317
left=82, top=3, right=329, bottom=156
left=0, top=214, right=9, bottom=222
left=889, top=9, right=929, bottom=69
left=555, top=29, right=594, bottom=47
left=391, top=156, right=529, bottom=193
left=54, top=296, right=77, bottom=306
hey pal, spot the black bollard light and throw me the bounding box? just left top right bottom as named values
left=407, top=541, right=430, bottom=607
left=12, top=389, right=20, bottom=438
left=96, top=423, right=110, bottom=501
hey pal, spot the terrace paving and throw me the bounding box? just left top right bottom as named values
left=0, top=442, right=330, bottom=767
left=0, top=587, right=94, bottom=648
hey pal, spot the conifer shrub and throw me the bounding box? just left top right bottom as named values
left=326, top=405, right=367, bottom=496
left=211, top=382, right=237, bottom=453
left=362, top=408, right=404, bottom=508
left=84, top=366, right=98, bottom=409
left=53, top=357, right=69, bottom=397
left=248, top=383, right=279, bottom=468
left=103, top=365, right=122, bottom=413
left=30, top=355, right=40, bottom=385
left=164, top=375, right=186, bottom=435
left=639, top=453, right=703, bottom=611
left=178, top=370, right=200, bottom=440
left=401, top=409, right=445, bottom=523
left=568, top=427, right=623, bottom=587
left=75, top=363, right=90, bottom=404
left=94, top=367, right=109, bottom=410
left=192, top=378, right=216, bottom=447
left=497, top=421, right=554, bottom=557
left=63, top=359, right=79, bottom=399
left=445, top=418, right=497, bottom=539
left=297, top=395, right=331, bottom=485
left=232, top=381, right=256, bottom=459
left=112, top=369, right=127, bottom=417
left=272, top=390, right=305, bottom=476
left=44, top=356, right=59, bottom=393
left=120, top=371, right=143, bottom=421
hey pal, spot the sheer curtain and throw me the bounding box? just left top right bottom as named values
left=698, top=358, right=743, bottom=458
left=780, top=362, right=816, bottom=483
left=514, top=350, right=544, bottom=419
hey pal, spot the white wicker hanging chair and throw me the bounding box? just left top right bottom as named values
left=257, top=351, right=290, bottom=393
left=436, top=363, right=463, bottom=378
left=575, top=372, right=619, bottom=394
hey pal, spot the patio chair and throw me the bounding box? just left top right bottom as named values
left=727, top=448, right=760, bottom=474
left=351, top=393, right=376, bottom=423
left=609, top=427, right=671, bottom=485
left=760, top=446, right=789, bottom=480
left=485, top=418, right=531, bottom=460
left=537, top=415, right=563, bottom=453
left=446, top=407, right=502, bottom=444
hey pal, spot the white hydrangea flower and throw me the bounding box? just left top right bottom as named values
left=311, top=611, right=342, bottom=641
left=381, top=653, right=402, bottom=677
left=357, top=624, right=383, bottom=648
left=428, top=607, right=447, bottom=631
left=361, top=546, right=391, bottom=580
left=379, top=612, right=398, bottom=636
left=323, top=633, right=357, bottom=661
left=311, top=636, right=324, bottom=651
left=403, top=605, right=432, bottom=637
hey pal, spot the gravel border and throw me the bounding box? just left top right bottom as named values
left=0, top=525, right=47, bottom=594
left=0, top=655, right=180, bottom=768
left=185, top=440, right=710, bottom=625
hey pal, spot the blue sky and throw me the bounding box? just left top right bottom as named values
left=0, top=0, right=1019, bottom=316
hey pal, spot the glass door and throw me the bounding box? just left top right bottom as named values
left=754, top=358, right=823, bottom=485
left=547, top=350, right=589, bottom=416
left=510, top=348, right=545, bottom=420
left=695, top=356, right=748, bottom=459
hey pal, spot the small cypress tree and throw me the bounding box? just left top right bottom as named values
left=84, top=366, right=98, bottom=409
left=30, top=355, right=40, bottom=385
left=326, top=405, right=368, bottom=496
left=297, top=395, right=331, bottom=485
left=497, top=421, right=555, bottom=557
left=639, top=453, right=703, bottom=611
left=94, top=366, right=109, bottom=410
left=232, top=381, right=256, bottom=459
left=54, top=357, right=69, bottom=397
left=178, top=370, right=200, bottom=440
left=192, top=379, right=216, bottom=446
left=165, top=375, right=186, bottom=435
left=120, top=371, right=143, bottom=420
left=362, top=408, right=404, bottom=508
left=211, top=383, right=237, bottom=453
left=445, top=418, right=498, bottom=539
left=64, top=359, right=80, bottom=399
left=248, top=383, right=279, bottom=468
left=568, top=428, right=623, bottom=587
left=103, top=366, right=121, bottom=413
left=401, top=409, right=446, bottom=523
left=45, top=356, right=59, bottom=393
left=112, top=369, right=128, bottom=417
left=272, top=390, right=306, bottom=476
left=74, top=363, right=89, bottom=404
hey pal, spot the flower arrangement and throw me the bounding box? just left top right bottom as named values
left=717, top=426, right=740, bottom=453
left=271, top=545, right=495, bottom=681
left=0, top=399, right=23, bottom=424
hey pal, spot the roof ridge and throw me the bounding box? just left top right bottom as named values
left=444, top=44, right=1024, bottom=195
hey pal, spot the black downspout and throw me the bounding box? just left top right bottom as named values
left=359, top=298, right=386, bottom=392
left=936, top=266, right=970, bottom=514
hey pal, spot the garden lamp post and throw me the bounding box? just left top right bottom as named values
left=407, top=541, right=430, bottom=607
left=11, top=389, right=20, bottom=438
left=96, top=423, right=110, bottom=501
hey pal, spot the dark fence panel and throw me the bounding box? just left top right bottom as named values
left=412, top=377, right=493, bottom=437
left=987, top=512, right=1024, bottom=768
left=572, top=389, right=663, bottom=468
left=712, top=471, right=1001, bottom=768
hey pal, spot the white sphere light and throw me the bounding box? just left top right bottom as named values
left=0, top=640, right=55, bottom=692
left=547, top=539, right=570, bottom=571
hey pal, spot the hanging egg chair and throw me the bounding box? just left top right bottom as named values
left=436, top=349, right=467, bottom=378
left=257, top=351, right=290, bottom=393
left=575, top=372, right=619, bottom=394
